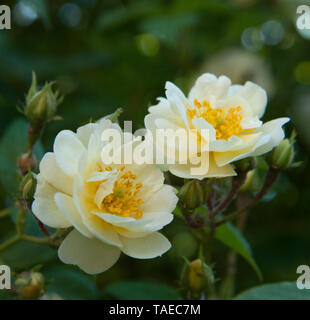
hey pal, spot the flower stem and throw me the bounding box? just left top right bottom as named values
left=216, top=167, right=279, bottom=227
left=21, top=234, right=51, bottom=245
left=213, top=171, right=247, bottom=216
left=0, top=235, right=20, bottom=251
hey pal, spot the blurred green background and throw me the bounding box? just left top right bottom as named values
left=0, top=0, right=310, bottom=299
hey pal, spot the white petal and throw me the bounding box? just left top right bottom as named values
left=83, top=213, right=123, bottom=247
left=141, top=185, right=178, bottom=213
left=116, top=228, right=149, bottom=239
left=32, top=176, right=71, bottom=228
left=93, top=211, right=173, bottom=233
left=92, top=212, right=149, bottom=231
left=214, top=134, right=269, bottom=166
left=209, top=136, right=242, bottom=152
left=87, top=170, right=117, bottom=182
left=189, top=73, right=231, bottom=103
left=39, top=152, right=73, bottom=195
left=192, top=117, right=216, bottom=144
left=54, top=193, right=92, bottom=238
left=236, top=81, right=267, bottom=118
left=148, top=97, right=183, bottom=126
left=76, top=123, right=98, bottom=147
left=139, top=212, right=174, bottom=232
left=165, top=81, right=190, bottom=130
left=169, top=153, right=236, bottom=179
left=93, top=177, right=117, bottom=208
left=92, top=212, right=136, bottom=224
left=251, top=117, right=290, bottom=156
left=54, top=130, right=85, bottom=176
left=120, top=232, right=171, bottom=259
left=58, top=230, right=120, bottom=275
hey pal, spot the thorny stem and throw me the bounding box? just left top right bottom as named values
left=213, top=171, right=247, bottom=216
left=216, top=167, right=279, bottom=227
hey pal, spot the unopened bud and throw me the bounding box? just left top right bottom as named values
left=25, top=72, right=62, bottom=126
left=178, top=180, right=204, bottom=210
left=267, top=138, right=295, bottom=169
left=234, top=157, right=256, bottom=172
left=15, top=271, right=45, bottom=300
left=188, top=259, right=214, bottom=294
left=19, top=171, right=37, bottom=200
left=188, top=259, right=204, bottom=292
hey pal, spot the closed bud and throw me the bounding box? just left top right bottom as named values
left=19, top=171, right=37, bottom=200
left=267, top=138, right=295, bottom=169
left=188, top=259, right=214, bottom=294
left=25, top=73, right=62, bottom=126
left=178, top=180, right=204, bottom=210
left=234, top=157, right=256, bottom=172
left=15, top=271, right=45, bottom=300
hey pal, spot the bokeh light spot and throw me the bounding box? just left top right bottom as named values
left=58, top=3, right=82, bottom=28
left=136, top=34, right=160, bottom=57
left=261, top=20, right=285, bottom=46
left=241, top=27, right=263, bottom=51
left=13, top=0, right=38, bottom=27
left=295, top=61, right=310, bottom=84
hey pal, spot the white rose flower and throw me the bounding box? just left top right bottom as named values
left=145, top=73, right=289, bottom=179
left=32, top=119, right=178, bottom=274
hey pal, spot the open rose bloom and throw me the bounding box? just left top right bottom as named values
left=145, top=73, right=289, bottom=179
left=32, top=120, right=178, bottom=274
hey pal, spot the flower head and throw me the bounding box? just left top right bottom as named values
left=32, top=119, right=178, bottom=274
left=145, top=73, right=289, bottom=179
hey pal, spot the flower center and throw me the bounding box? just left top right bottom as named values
left=187, top=99, right=243, bottom=141
left=101, top=166, right=144, bottom=219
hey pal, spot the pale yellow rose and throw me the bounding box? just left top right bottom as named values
left=32, top=119, right=178, bottom=274
left=145, top=73, right=289, bottom=179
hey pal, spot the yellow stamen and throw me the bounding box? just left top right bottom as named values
left=101, top=169, right=144, bottom=219
left=187, top=99, right=243, bottom=141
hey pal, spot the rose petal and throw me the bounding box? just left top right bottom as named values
left=54, top=192, right=92, bottom=238
left=120, top=232, right=171, bottom=259
left=32, top=176, right=71, bottom=228
left=58, top=230, right=121, bottom=275
left=54, top=130, right=86, bottom=176
left=39, top=152, right=73, bottom=195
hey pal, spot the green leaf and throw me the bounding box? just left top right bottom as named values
left=0, top=119, right=44, bottom=196
left=104, top=281, right=181, bottom=300
left=215, top=222, right=263, bottom=280
left=235, top=282, right=310, bottom=300
left=0, top=240, right=56, bottom=271
left=43, top=264, right=100, bottom=300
